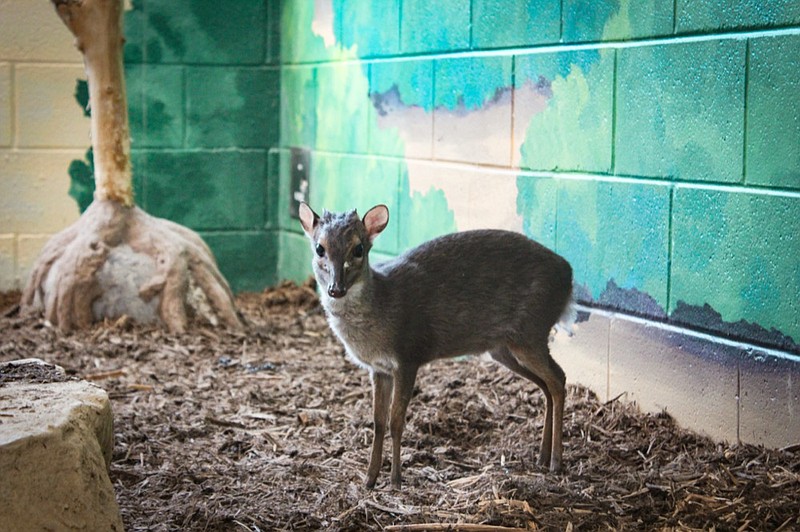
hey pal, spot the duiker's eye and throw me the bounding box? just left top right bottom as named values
left=315, top=243, right=325, bottom=257
left=353, top=243, right=364, bottom=258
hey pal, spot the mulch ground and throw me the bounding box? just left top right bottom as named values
left=1, top=281, right=798, bottom=531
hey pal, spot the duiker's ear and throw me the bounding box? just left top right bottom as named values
left=363, top=204, right=389, bottom=242
left=298, top=203, right=319, bottom=236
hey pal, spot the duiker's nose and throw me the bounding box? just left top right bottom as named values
left=327, top=285, right=347, bottom=298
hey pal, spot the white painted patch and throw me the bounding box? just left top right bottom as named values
left=311, top=0, right=336, bottom=48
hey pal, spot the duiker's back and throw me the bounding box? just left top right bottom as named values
left=373, top=229, right=573, bottom=359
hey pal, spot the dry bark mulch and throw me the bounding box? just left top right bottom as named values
left=1, top=281, right=798, bottom=531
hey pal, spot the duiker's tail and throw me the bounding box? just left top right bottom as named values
left=554, top=291, right=577, bottom=337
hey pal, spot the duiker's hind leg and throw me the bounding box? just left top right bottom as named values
left=493, top=343, right=566, bottom=472
left=490, top=346, right=554, bottom=468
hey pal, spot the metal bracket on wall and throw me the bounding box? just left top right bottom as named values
left=289, top=147, right=310, bottom=219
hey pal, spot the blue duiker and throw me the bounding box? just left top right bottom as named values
left=299, top=202, right=574, bottom=489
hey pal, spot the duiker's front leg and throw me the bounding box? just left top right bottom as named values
left=389, top=365, right=419, bottom=489
left=366, top=370, right=392, bottom=489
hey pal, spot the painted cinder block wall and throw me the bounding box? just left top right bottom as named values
left=0, top=1, right=89, bottom=291
left=1, top=1, right=797, bottom=447
left=275, top=0, right=800, bottom=447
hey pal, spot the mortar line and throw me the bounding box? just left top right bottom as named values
left=665, top=186, right=675, bottom=318
left=10, top=62, right=17, bottom=150
left=577, top=303, right=800, bottom=362
left=741, top=39, right=751, bottom=185
left=610, top=48, right=618, bottom=175
left=736, top=363, right=741, bottom=444
left=302, top=150, right=800, bottom=199
left=282, top=26, right=800, bottom=67
left=672, top=0, right=678, bottom=35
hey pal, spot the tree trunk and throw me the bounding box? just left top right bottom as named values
left=22, top=0, right=243, bottom=332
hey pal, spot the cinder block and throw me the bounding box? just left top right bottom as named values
left=0, top=235, right=15, bottom=292
left=200, top=231, right=277, bottom=293
left=746, top=34, right=800, bottom=190
left=336, top=0, right=400, bottom=57
left=126, top=65, right=183, bottom=149
left=434, top=56, right=512, bottom=166
left=307, top=151, right=344, bottom=211
left=186, top=67, right=279, bottom=149
left=0, top=1, right=81, bottom=62
left=739, top=352, right=800, bottom=448
left=615, top=40, right=745, bottom=182
left=0, top=151, right=81, bottom=234
left=676, top=0, right=800, bottom=33
left=465, top=170, right=523, bottom=232
left=551, top=310, right=610, bottom=401
left=140, top=150, right=267, bottom=231
left=608, top=318, right=739, bottom=443
left=17, top=235, right=52, bottom=291
left=472, top=0, right=560, bottom=48
left=556, top=179, right=670, bottom=316
left=516, top=175, right=557, bottom=250
left=0, top=64, right=11, bottom=146
left=338, top=157, right=401, bottom=255
left=671, top=187, right=800, bottom=351
left=278, top=231, right=313, bottom=284
left=315, top=63, right=370, bottom=154
left=514, top=49, right=613, bottom=172
left=401, top=0, right=470, bottom=54
left=16, top=65, right=90, bottom=149
left=369, top=60, right=434, bottom=159
left=280, top=66, right=317, bottom=149
left=143, top=1, right=266, bottom=64
left=563, top=0, right=673, bottom=41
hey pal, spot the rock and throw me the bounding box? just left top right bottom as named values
left=0, top=359, right=123, bottom=531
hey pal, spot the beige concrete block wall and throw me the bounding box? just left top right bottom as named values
left=0, top=0, right=89, bottom=291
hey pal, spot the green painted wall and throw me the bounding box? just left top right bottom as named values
left=120, top=0, right=279, bottom=292
left=274, top=0, right=800, bottom=354
left=63, top=1, right=798, bottom=355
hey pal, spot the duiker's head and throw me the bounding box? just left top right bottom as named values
left=298, top=203, right=389, bottom=299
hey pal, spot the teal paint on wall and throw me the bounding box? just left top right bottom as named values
left=280, top=66, right=317, bottom=149
left=186, top=67, right=279, bottom=149
left=275, top=1, right=458, bottom=281
left=676, top=0, right=800, bottom=33
left=516, top=49, right=614, bottom=173
left=615, top=39, right=746, bottom=182
left=746, top=34, right=800, bottom=190
left=144, top=1, right=267, bottom=64
left=515, top=175, right=557, bottom=250
left=369, top=59, right=434, bottom=113
left=333, top=0, right=401, bottom=57
left=564, top=0, right=674, bottom=42
left=400, top=0, right=471, bottom=54
left=671, top=188, right=800, bottom=346
left=64, top=0, right=797, bottom=352
left=315, top=62, right=371, bottom=154
left=556, top=180, right=671, bottom=315
left=126, top=65, right=183, bottom=149
left=434, top=56, right=512, bottom=111
left=140, top=150, right=267, bottom=231
left=472, top=0, right=561, bottom=48
left=202, top=231, right=278, bottom=292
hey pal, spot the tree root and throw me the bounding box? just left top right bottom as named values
left=22, top=200, right=243, bottom=332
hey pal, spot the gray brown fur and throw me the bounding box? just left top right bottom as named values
left=299, top=203, right=573, bottom=489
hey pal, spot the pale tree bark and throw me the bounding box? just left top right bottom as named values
left=22, top=0, right=243, bottom=332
